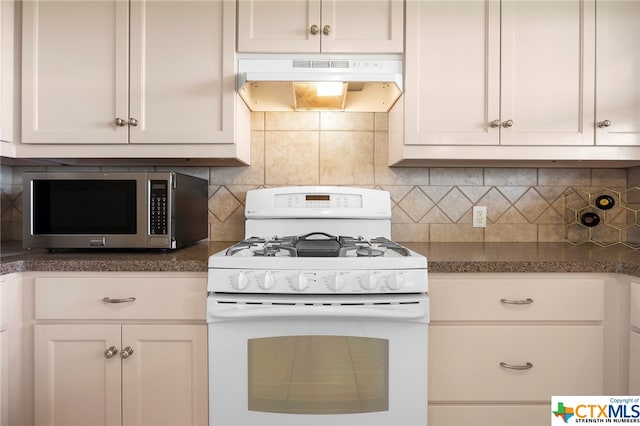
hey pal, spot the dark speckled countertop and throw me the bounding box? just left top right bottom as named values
left=1, top=241, right=639, bottom=278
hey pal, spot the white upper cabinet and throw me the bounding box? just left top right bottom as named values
left=500, top=0, right=594, bottom=147
left=128, top=0, right=236, bottom=145
left=389, top=0, right=639, bottom=165
left=22, top=0, right=129, bottom=145
left=237, top=0, right=403, bottom=53
left=18, top=0, right=250, bottom=162
left=0, top=0, right=16, bottom=144
left=595, top=0, right=640, bottom=146
left=400, top=0, right=501, bottom=147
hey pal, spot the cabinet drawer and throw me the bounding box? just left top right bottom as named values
left=429, top=404, right=549, bottom=426
left=429, top=325, right=603, bottom=402
left=631, top=282, right=640, bottom=329
left=35, top=275, right=206, bottom=320
left=430, top=276, right=604, bottom=321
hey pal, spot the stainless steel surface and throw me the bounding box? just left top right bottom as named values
left=310, top=24, right=319, bottom=35
left=323, top=25, right=332, bottom=35
left=489, top=119, right=500, bottom=128
left=499, top=362, right=533, bottom=370
left=120, top=347, right=134, bottom=359
left=102, top=297, right=136, bottom=304
left=128, top=118, right=139, bottom=127
left=22, top=171, right=208, bottom=250
left=598, top=119, right=612, bottom=128
left=499, top=298, right=534, bottom=305
left=114, top=118, right=126, bottom=127
left=502, top=119, right=514, bottom=128
left=104, top=346, right=118, bottom=359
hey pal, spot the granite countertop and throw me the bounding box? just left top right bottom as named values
left=1, top=241, right=639, bottom=277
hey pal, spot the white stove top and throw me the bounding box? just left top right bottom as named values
left=207, top=186, right=428, bottom=295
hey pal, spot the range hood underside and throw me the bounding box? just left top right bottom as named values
left=238, top=81, right=402, bottom=113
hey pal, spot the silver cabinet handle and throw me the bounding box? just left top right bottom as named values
left=500, top=362, right=533, bottom=370
left=500, top=298, right=534, bottom=305
left=128, top=118, right=139, bottom=127
left=102, top=297, right=136, bottom=304
left=115, top=118, right=127, bottom=127
left=502, top=119, right=514, bottom=128
left=323, top=25, right=332, bottom=36
left=120, top=346, right=134, bottom=359
left=104, top=346, right=118, bottom=359
left=598, top=119, right=611, bottom=128
left=310, top=24, right=319, bottom=35
left=489, top=119, right=500, bottom=128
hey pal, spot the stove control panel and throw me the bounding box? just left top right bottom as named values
left=210, top=268, right=428, bottom=294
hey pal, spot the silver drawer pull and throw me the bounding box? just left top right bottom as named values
left=102, top=297, right=136, bottom=304
left=500, top=298, right=533, bottom=305
left=500, top=362, right=533, bottom=370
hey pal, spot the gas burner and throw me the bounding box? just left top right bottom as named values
left=357, top=247, right=385, bottom=257
left=224, top=234, right=412, bottom=258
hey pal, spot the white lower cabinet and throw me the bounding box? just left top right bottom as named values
left=31, top=273, right=208, bottom=426
left=34, top=324, right=208, bottom=426
left=630, top=281, right=640, bottom=394
left=631, top=331, right=640, bottom=394
left=428, top=273, right=606, bottom=426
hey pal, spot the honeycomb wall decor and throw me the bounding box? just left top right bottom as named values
left=563, top=186, right=640, bottom=250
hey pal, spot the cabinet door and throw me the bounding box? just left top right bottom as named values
left=500, top=0, right=594, bottom=146
left=121, top=325, right=208, bottom=426
left=402, top=0, right=501, bottom=147
left=0, top=0, right=15, bottom=144
left=22, top=0, right=129, bottom=144
left=631, top=331, right=640, bottom=394
left=0, top=331, right=7, bottom=426
left=34, top=324, right=122, bottom=426
left=320, top=0, right=403, bottom=53
left=596, top=0, right=640, bottom=146
left=237, top=0, right=321, bottom=52
left=129, top=0, right=237, bottom=144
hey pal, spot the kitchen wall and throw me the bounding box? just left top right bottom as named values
left=1, top=111, right=637, bottom=243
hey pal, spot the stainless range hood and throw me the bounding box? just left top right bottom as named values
left=237, top=54, right=403, bottom=112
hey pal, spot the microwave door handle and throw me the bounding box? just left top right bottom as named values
left=209, top=303, right=427, bottom=321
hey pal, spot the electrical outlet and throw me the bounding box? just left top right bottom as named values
left=473, top=206, right=487, bottom=227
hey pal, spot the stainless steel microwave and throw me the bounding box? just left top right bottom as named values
left=22, top=172, right=208, bottom=250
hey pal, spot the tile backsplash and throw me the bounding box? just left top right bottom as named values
left=1, top=112, right=637, bottom=243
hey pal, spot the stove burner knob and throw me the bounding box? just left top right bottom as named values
left=361, top=272, right=379, bottom=291
left=387, top=272, right=404, bottom=291
left=291, top=273, right=308, bottom=292
left=232, top=272, right=249, bottom=290
left=327, top=273, right=345, bottom=291
left=259, top=271, right=275, bottom=290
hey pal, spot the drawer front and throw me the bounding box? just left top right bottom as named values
left=35, top=275, right=206, bottom=320
left=631, top=282, right=640, bottom=329
left=429, top=325, right=603, bottom=402
left=430, top=276, right=604, bottom=322
left=631, top=330, right=640, bottom=395
left=429, top=404, right=549, bottom=426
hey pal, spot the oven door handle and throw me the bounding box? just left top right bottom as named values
left=210, top=303, right=428, bottom=321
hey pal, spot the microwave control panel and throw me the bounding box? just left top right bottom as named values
left=150, top=180, right=168, bottom=235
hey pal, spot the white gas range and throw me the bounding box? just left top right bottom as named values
left=207, top=186, right=429, bottom=426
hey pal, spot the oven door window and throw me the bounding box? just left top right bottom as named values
left=248, top=335, right=389, bottom=415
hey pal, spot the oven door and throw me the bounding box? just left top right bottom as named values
left=207, top=293, right=429, bottom=426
